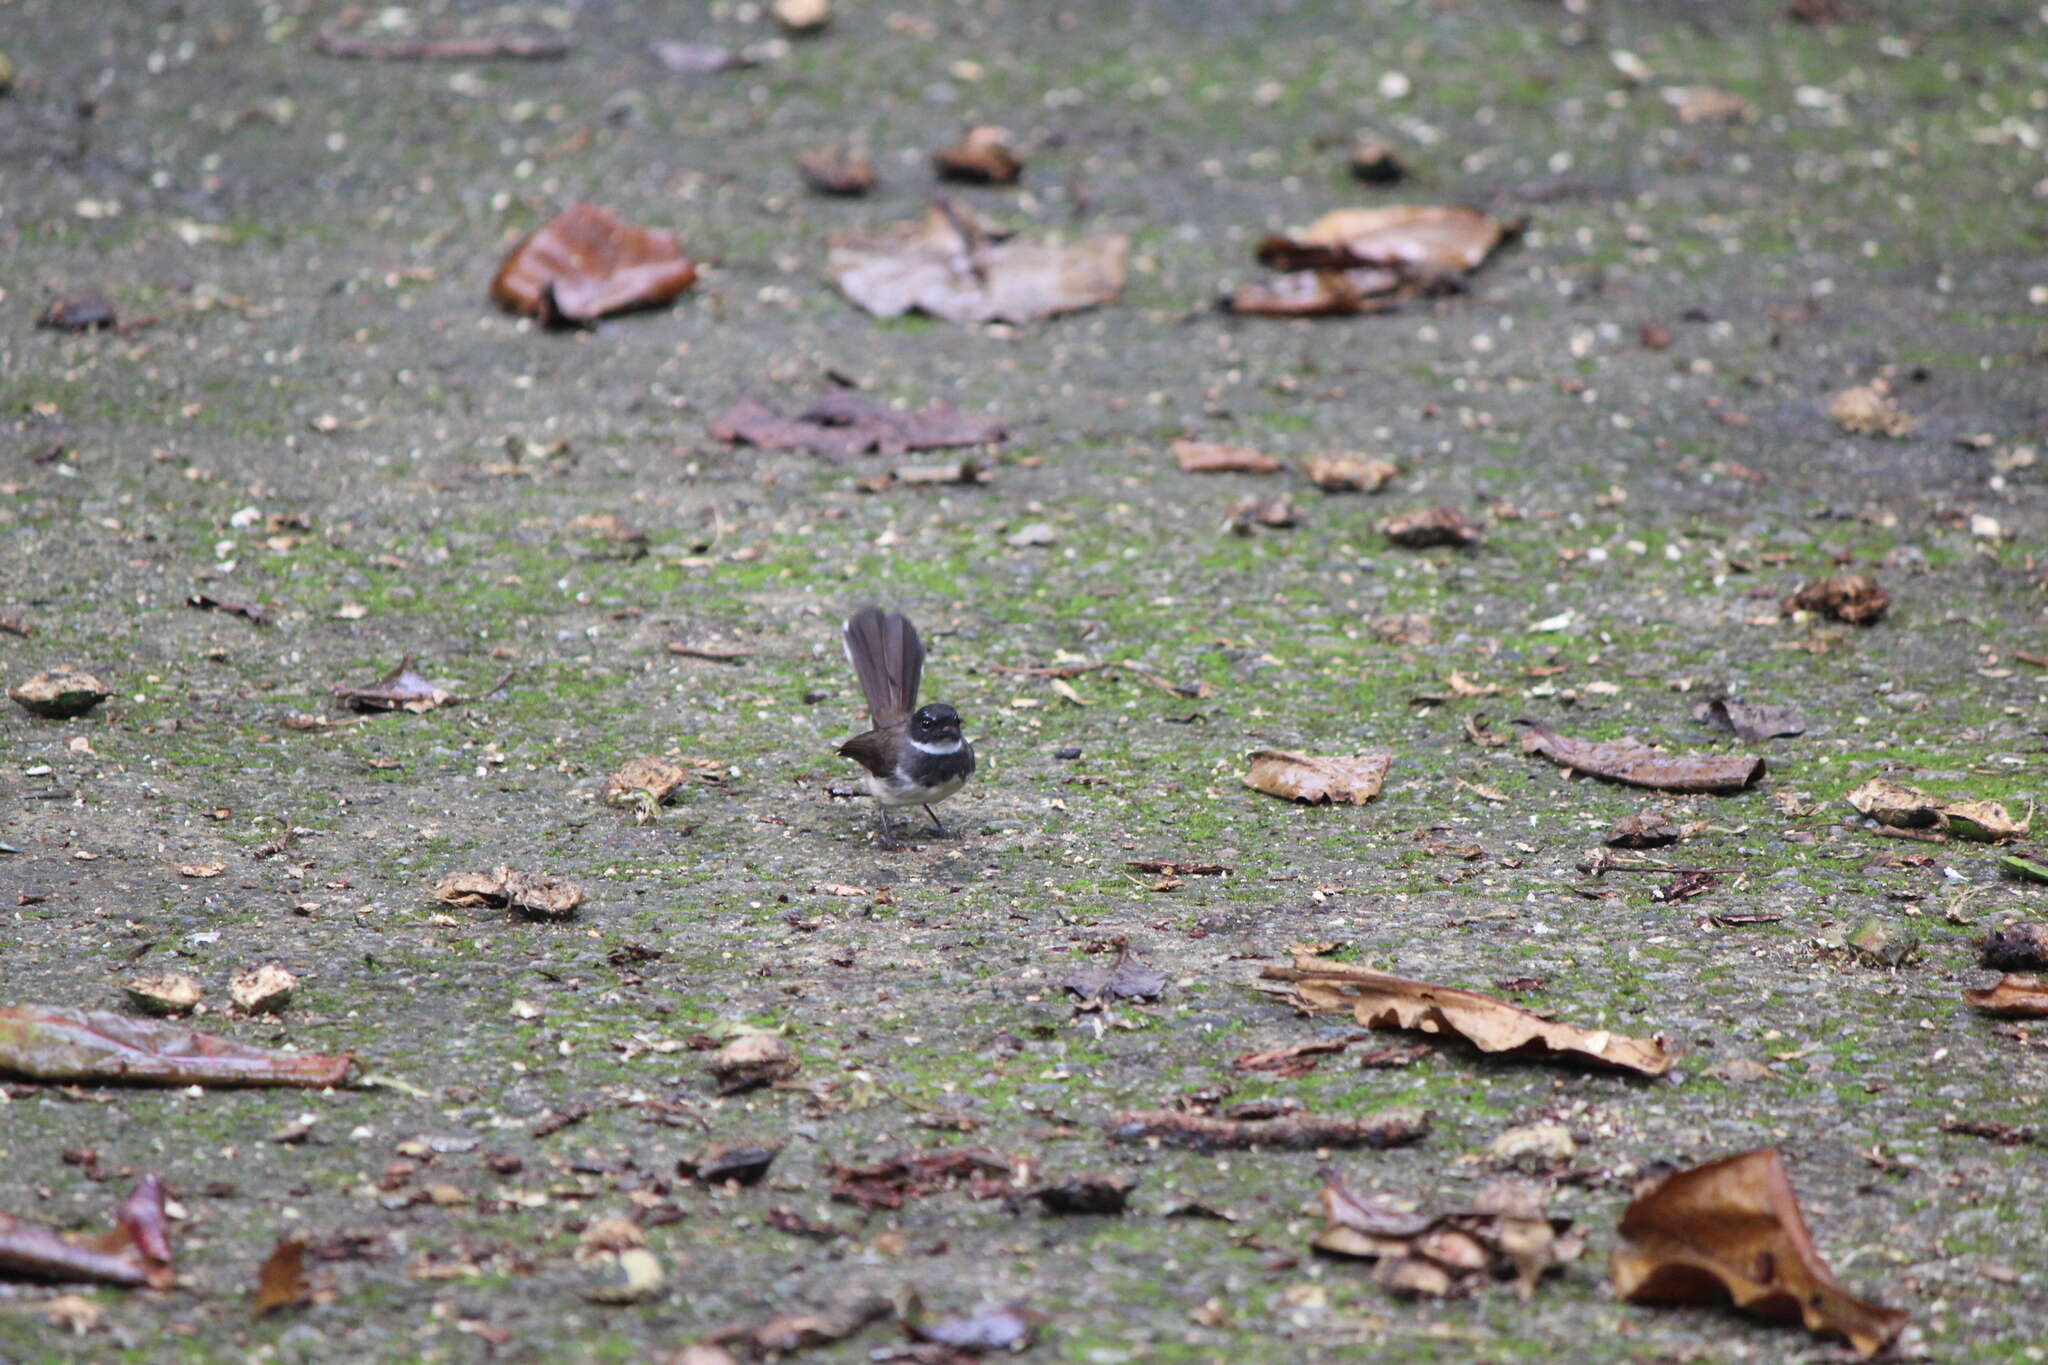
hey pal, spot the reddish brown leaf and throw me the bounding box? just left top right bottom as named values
left=1962, top=974, right=2048, bottom=1018
left=1781, top=573, right=1889, bottom=625
left=1244, top=750, right=1390, bottom=805
left=798, top=147, right=875, bottom=196
left=490, top=203, right=698, bottom=326
left=1315, top=1169, right=1580, bottom=1300
left=1232, top=1035, right=1363, bottom=1077
left=0, top=1006, right=352, bottom=1087
left=1519, top=722, right=1765, bottom=795
left=1108, top=1107, right=1429, bottom=1152
left=1609, top=1149, right=1908, bottom=1359
left=1171, top=440, right=1281, bottom=475
left=1261, top=954, right=1674, bottom=1076
left=253, top=1236, right=310, bottom=1315
left=932, top=127, right=1022, bottom=185
left=829, top=203, right=1125, bottom=325
left=829, top=1148, right=1014, bottom=1211
left=0, top=1174, right=171, bottom=1289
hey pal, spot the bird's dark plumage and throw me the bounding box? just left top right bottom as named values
left=836, top=609, right=973, bottom=849
left=842, top=606, right=924, bottom=729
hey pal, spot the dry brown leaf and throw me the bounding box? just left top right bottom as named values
left=431, top=867, right=583, bottom=918
left=123, top=974, right=202, bottom=1016
left=1827, top=382, right=1914, bottom=438
left=1847, top=778, right=2027, bottom=842
left=9, top=668, right=113, bottom=719
left=1225, top=267, right=1408, bottom=317
left=1171, top=440, right=1281, bottom=475
left=932, top=126, right=1022, bottom=185
left=1260, top=954, right=1674, bottom=1076
left=1258, top=205, right=1512, bottom=275
left=1662, top=85, right=1752, bottom=124
left=1381, top=506, right=1481, bottom=549
left=1302, top=454, right=1398, bottom=492
left=253, top=1236, right=310, bottom=1315
left=710, top=1032, right=798, bottom=1094
left=1315, top=1169, right=1581, bottom=1300
left=829, top=203, right=1126, bottom=325
left=1962, top=974, right=2048, bottom=1017
left=1781, top=573, right=1889, bottom=625
left=230, top=965, right=296, bottom=1015
left=0, top=1007, right=352, bottom=1087
left=604, top=757, right=690, bottom=808
left=333, top=656, right=455, bottom=714
left=176, top=861, right=227, bottom=879
left=1609, top=1148, right=1908, bottom=1359
left=490, top=203, right=698, bottom=326
left=1108, top=1107, right=1429, bottom=1151
left=1519, top=722, right=1766, bottom=795
left=1244, top=750, right=1391, bottom=805
left=797, top=147, right=874, bottom=196
left=0, top=1174, right=172, bottom=1289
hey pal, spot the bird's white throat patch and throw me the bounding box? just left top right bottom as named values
left=908, top=736, right=964, bottom=756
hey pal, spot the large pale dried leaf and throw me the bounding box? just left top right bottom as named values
left=1226, top=267, right=1407, bottom=317
left=1520, top=722, right=1765, bottom=795
left=1663, top=85, right=1753, bottom=124
left=1261, top=955, right=1674, bottom=1076
left=1244, top=750, right=1390, bottom=805
left=1171, top=440, right=1281, bottom=475
left=1609, top=1148, right=1908, bottom=1359
left=1826, top=383, right=1914, bottom=438
left=1781, top=573, right=1889, bottom=625
left=1962, top=974, right=2048, bottom=1017
left=9, top=668, right=112, bottom=719
left=124, top=974, right=202, bottom=1016
left=1257, top=205, right=1511, bottom=275
left=604, top=757, right=690, bottom=807
left=490, top=203, right=698, bottom=325
left=431, top=867, right=583, bottom=917
left=333, top=656, right=454, bottom=713
left=1303, top=454, right=1398, bottom=492
left=0, top=1174, right=171, bottom=1288
left=1847, top=778, right=2028, bottom=841
left=230, top=965, right=296, bottom=1015
left=1108, top=1106, right=1429, bottom=1151
left=0, top=1006, right=351, bottom=1087
left=712, top=392, right=1005, bottom=458
left=829, top=204, right=1125, bottom=324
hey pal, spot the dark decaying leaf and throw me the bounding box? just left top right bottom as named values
left=1064, top=939, right=1166, bottom=1006
left=0, top=1005, right=353, bottom=1087
left=723, top=1290, right=895, bottom=1355
left=1107, top=1106, right=1430, bottom=1152
left=829, top=202, right=1126, bottom=325
left=913, top=1304, right=1039, bottom=1352
left=253, top=1235, right=310, bottom=1315
left=1519, top=722, right=1765, bottom=795
left=37, top=292, right=118, bottom=332
left=1171, top=440, right=1281, bottom=475
left=932, top=127, right=1022, bottom=185
left=1314, top=1169, right=1581, bottom=1301
left=1033, top=1174, right=1133, bottom=1216
left=1350, top=138, right=1405, bottom=183
left=1980, top=923, right=2048, bottom=971
left=829, top=1148, right=1015, bottom=1211
left=1693, top=697, right=1806, bottom=742
left=334, top=656, right=455, bottom=713
left=1381, top=506, right=1481, bottom=549
left=1609, top=1148, right=1909, bottom=1360
left=1781, top=573, right=1889, bottom=625
left=712, top=392, right=1006, bottom=458
left=798, top=147, right=875, bottom=196
left=1125, top=859, right=1230, bottom=877
left=490, top=203, right=698, bottom=326
left=678, top=1142, right=781, bottom=1186
left=1244, top=750, right=1390, bottom=805
left=0, top=1174, right=172, bottom=1288
left=1607, top=811, right=1680, bottom=849
left=9, top=668, right=113, bottom=719
left=1962, top=974, right=2048, bottom=1018
left=1261, top=954, right=1674, bottom=1076
left=186, top=593, right=269, bottom=625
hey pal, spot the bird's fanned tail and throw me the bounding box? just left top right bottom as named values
left=842, top=607, right=925, bottom=728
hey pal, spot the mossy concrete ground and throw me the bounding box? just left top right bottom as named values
left=3, top=0, right=2046, bottom=1360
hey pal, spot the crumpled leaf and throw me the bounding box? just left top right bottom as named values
left=1693, top=697, right=1807, bottom=742
left=1846, top=778, right=2028, bottom=842
left=1302, top=454, right=1398, bottom=492
left=1381, top=506, right=1481, bottom=548
left=713, top=392, right=1006, bottom=458
left=1033, top=1174, right=1133, bottom=1215
left=829, top=202, right=1126, bottom=325
left=678, top=1142, right=781, bottom=1186
left=603, top=757, right=690, bottom=808
left=1607, top=811, right=1680, bottom=849
left=1260, top=954, right=1674, bottom=1076
left=1962, top=974, right=2048, bottom=1018
left=1826, top=382, right=1914, bottom=438
left=1226, top=266, right=1410, bottom=317
left=9, top=668, right=113, bottom=719
left=1108, top=1106, right=1430, bottom=1152
left=432, top=867, right=584, bottom=917
left=1256, top=204, right=1511, bottom=275
left=1314, top=1169, right=1581, bottom=1300
left=490, top=203, right=698, bottom=326
left=829, top=1148, right=1014, bottom=1210
left=0, top=1174, right=172, bottom=1288
left=229, top=965, right=296, bottom=1015
left=1782, top=572, right=1889, bottom=625
left=253, top=1235, right=310, bottom=1315
left=0, top=1006, right=351, bottom=1087
left=1171, top=440, right=1280, bottom=474
left=333, top=656, right=455, bottom=713
left=1519, top=722, right=1765, bottom=795
left=123, top=974, right=203, bottom=1016
left=729, top=1290, right=893, bottom=1355
left=709, top=1032, right=799, bottom=1094
left=932, top=126, right=1021, bottom=185
left=798, top=146, right=874, bottom=196
left=1226, top=495, right=1298, bottom=534
left=1609, top=1148, right=1909, bottom=1360
left=1244, top=750, right=1390, bottom=805
left=1064, top=939, right=1166, bottom=1006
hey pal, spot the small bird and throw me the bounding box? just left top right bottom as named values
left=836, top=607, right=975, bottom=849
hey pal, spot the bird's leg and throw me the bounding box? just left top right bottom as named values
left=874, top=803, right=899, bottom=850
left=923, top=804, right=951, bottom=837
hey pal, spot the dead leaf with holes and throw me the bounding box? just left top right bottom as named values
left=828, top=201, right=1125, bottom=325
left=1520, top=722, right=1765, bottom=795
left=491, top=203, right=698, bottom=326
left=1260, top=954, right=1674, bottom=1076
left=1244, top=750, right=1391, bottom=805
left=1609, top=1148, right=1908, bottom=1359
left=432, top=867, right=584, bottom=918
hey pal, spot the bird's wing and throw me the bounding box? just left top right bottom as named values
left=836, top=726, right=895, bottom=777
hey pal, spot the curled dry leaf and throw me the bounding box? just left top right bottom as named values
left=432, top=867, right=584, bottom=917
left=177, top=861, right=226, bottom=879
left=1693, top=696, right=1807, bottom=741
left=709, top=1032, right=798, bottom=1094
left=333, top=656, right=454, bottom=713
left=932, top=126, right=1022, bottom=185
left=1226, top=495, right=1299, bottom=534
left=186, top=593, right=269, bottom=625
left=1609, top=1148, right=1908, bottom=1359
left=713, top=392, right=1006, bottom=458
left=1257, top=205, right=1513, bottom=275
left=1226, top=266, right=1408, bottom=318
left=490, top=203, right=698, bottom=326
left=1962, top=974, right=2048, bottom=1018
left=1827, top=382, right=1914, bottom=438
left=1302, top=454, right=1398, bottom=492
left=0, top=1005, right=352, bottom=1087
left=604, top=757, right=690, bottom=808
left=253, top=1236, right=310, bottom=1315
left=1519, top=722, right=1765, bottom=795
left=1781, top=572, right=1889, bottom=625
left=1261, top=953, right=1674, bottom=1076
left=678, top=1142, right=781, bottom=1186
left=1244, top=750, right=1390, bottom=805
left=1315, top=1169, right=1581, bottom=1301
left=1108, top=1106, right=1430, bottom=1152
left=9, top=668, right=113, bottom=719
left=1381, top=506, right=1481, bottom=548
left=829, top=202, right=1126, bottom=325
left=0, top=1174, right=172, bottom=1288
left=1064, top=939, right=1166, bottom=1007
left=1607, top=811, right=1681, bottom=849
left=230, top=964, right=296, bottom=1015
left=1847, top=778, right=2027, bottom=842
left=124, top=973, right=202, bottom=1016
left=798, top=147, right=874, bottom=196
left=1171, top=440, right=1281, bottom=475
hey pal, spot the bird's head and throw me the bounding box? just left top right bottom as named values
left=909, top=703, right=964, bottom=747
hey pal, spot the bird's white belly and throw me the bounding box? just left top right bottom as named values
left=867, top=771, right=968, bottom=808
